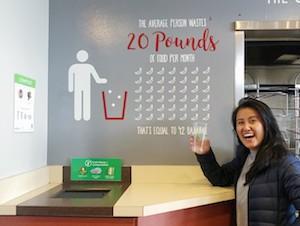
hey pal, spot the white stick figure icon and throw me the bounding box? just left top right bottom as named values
left=68, top=50, right=108, bottom=121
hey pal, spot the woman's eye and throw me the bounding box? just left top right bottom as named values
left=237, top=121, right=244, bottom=126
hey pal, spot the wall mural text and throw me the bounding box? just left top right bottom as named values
left=127, top=17, right=218, bottom=136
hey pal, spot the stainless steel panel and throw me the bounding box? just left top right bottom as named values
left=235, top=20, right=300, bottom=41
left=235, top=20, right=300, bottom=31
left=234, top=31, right=245, bottom=106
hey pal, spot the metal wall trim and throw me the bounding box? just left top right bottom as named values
left=235, top=20, right=300, bottom=31
left=234, top=31, right=245, bottom=106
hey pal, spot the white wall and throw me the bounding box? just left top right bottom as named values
left=0, top=0, right=49, bottom=179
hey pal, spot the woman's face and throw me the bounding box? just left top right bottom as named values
left=236, top=107, right=265, bottom=151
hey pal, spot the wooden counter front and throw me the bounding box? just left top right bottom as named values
left=0, top=201, right=234, bottom=226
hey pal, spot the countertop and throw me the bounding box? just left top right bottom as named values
left=0, top=165, right=234, bottom=217
left=114, top=183, right=234, bottom=217
left=113, top=165, right=234, bottom=216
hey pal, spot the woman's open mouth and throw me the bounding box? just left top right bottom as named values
left=243, top=133, right=255, bottom=141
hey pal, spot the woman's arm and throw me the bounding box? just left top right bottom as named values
left=196, top=145, right=248, bottom=186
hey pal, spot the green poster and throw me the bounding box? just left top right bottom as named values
left=71, top=158, right=122, bottom=181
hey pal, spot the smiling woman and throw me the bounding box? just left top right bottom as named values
left=235, top=107, right=265, bottom=151
left=189, top=97, right=300, bottom=226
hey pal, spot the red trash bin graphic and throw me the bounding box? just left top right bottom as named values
left=101, top=91, right=128, bottom=120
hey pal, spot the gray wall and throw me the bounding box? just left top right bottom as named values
left=48, top=0, right=300, bottom=165
left=0, top=0, right=49, bottom=179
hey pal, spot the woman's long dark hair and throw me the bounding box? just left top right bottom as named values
left=232, top=97, right=288, bottom=184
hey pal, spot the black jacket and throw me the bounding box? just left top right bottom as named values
left=196, top=146, right=300, bottom=226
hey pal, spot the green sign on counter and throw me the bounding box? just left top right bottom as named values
left=71, top=158, right=122, bottom=181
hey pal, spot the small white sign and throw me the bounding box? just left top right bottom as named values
left=14, top=74, right=36, bottom=132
